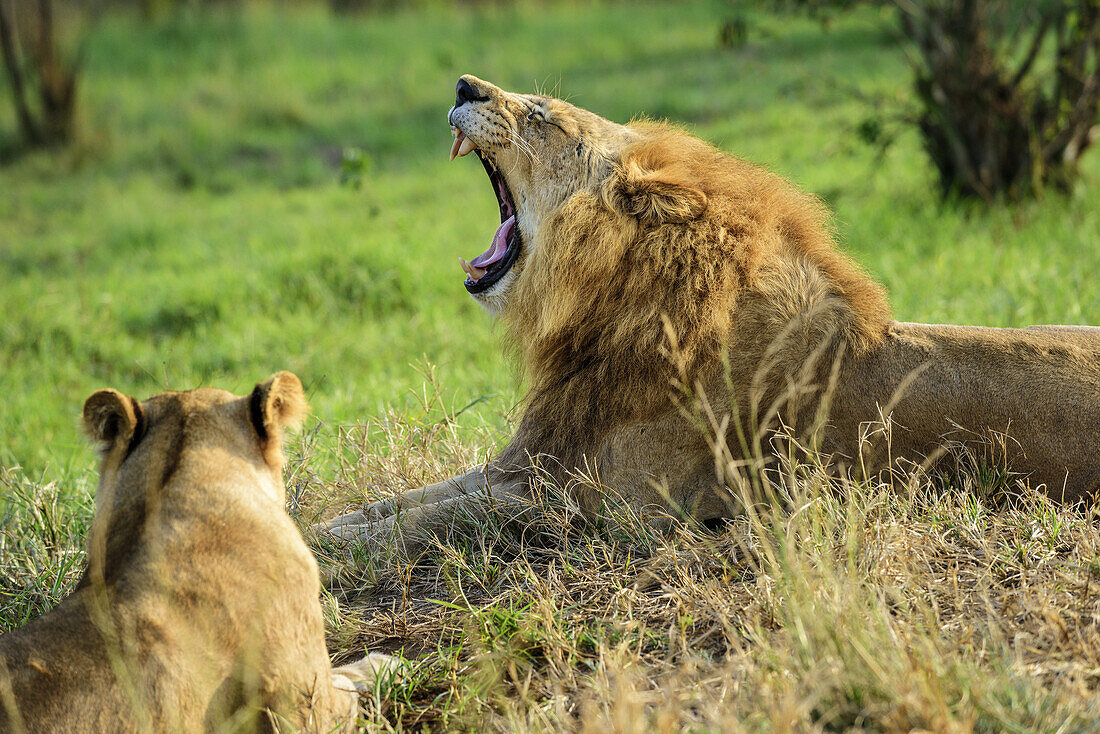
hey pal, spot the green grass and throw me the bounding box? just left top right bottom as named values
left=2, top=1, right=1097, bottom=477
left=2, top=2, right=1099, bottom=731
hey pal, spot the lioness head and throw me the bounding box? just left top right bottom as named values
left=80, top=372, right=307, bottom=584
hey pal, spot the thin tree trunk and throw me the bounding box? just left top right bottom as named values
left=0, top=0, right=43, bottom=144
left=32, top=0, right=75, bottom=144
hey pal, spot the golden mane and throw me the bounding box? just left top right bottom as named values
left=500, top=124, right=891, bottom=480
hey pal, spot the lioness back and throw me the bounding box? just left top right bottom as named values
left=0, top=373, right=366, bottom=733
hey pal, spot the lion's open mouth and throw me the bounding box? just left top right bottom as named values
left=450, top=127, right=522, bottom=294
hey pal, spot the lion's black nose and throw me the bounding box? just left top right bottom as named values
left=455, top=78, right=485, bottom=107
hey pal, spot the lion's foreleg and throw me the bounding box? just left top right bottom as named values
left=363, top=465, right=492, bottom=517
left=319, top=465, right=493, bottom=540
left=326, top=476, right=531, bottom=558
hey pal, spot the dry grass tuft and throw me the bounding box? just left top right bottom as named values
left=298, top=378, right=1100, bottom=733
left=2, top=373, right=1098, bottom=732
left=0, top=468, right=91, bottom=631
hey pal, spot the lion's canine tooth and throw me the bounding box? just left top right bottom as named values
left=449, top=131, right=465, bottom=162
left=449, top=127, right=478, bottom=161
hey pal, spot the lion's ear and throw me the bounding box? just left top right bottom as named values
left=83, top=390, right=142, bottom=452
left=249, top=371, right=308, bottom=447
left=612, top=153, right=707, bottom=224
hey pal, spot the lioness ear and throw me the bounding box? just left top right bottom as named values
left=83, top=390, right=143, bottom=453
left=249, top=371, right=308, bottom=448
left=612, top=154, right=707, bottom=224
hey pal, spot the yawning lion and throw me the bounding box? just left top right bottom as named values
left=324, top=75, right=1099, bottom=554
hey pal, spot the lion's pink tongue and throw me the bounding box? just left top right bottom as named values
left=470, top=215, right=515, bottom=269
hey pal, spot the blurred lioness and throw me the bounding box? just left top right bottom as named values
left=323, top=76, right=1099, bottom=555
left=0, top=373, right=393, bottom=733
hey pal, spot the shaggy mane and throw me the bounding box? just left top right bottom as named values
left=498, top=125, right=890, bottom=482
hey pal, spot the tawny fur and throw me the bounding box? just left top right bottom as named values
left=499, top=125, right=891, bottom=486
left=323, top=76, right=1099, bottom=555
left=1, top=373, right=391, bottom=734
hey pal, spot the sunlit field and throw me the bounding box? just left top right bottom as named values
left=2, top=2, right=1098, bottom=730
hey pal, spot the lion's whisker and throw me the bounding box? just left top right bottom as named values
left=508, top=134, right=537, bottom=166
left=504, top=129, right=540, bottom=167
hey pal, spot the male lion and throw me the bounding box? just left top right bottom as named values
left=323, top=75, right=1100, bottom=553
left=0, top=373, right=393, bottom=733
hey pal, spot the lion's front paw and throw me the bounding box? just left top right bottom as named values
left=313, top=506, right=383, bottom=541
left=358, top=497, right=402, bottom=521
